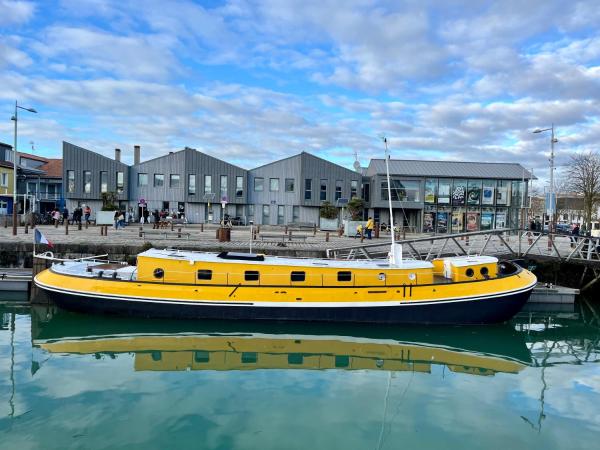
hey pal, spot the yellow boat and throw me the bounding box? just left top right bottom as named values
left=34, top=246, right=536, bottom=324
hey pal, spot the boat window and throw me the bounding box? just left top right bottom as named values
left=245, top=271, right=260, bottom=281
left=337, top=271, right=352, bottom=282
left=480, top=267, right=489, bottom=276
left=291, top=271, right=305, bottom=282
left=465, top=268, right=474, bottom=277
left=151, top=351, right=162, bottom=361
left=241, top=352, right=258, bottom=364
left=335, top=355, right=350, bottom=368
left=194, top=351, right=209, bottom=363
left=197, top=269, right=212, bottom=280
left=288, top=353, right=304, bottom=365
left=153, top=268, right=164, bottom=279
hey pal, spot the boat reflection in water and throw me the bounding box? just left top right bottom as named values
left=32, top=307, right=531, bottom=376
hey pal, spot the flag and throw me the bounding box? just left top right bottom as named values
left=34, top=229, right=53, bottom=248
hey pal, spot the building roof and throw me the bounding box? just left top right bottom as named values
left=0, top=160, right=14, bottom=170
left=366, top=159, right=535, bottom=180
left=38, top=159, right=63, bottom=178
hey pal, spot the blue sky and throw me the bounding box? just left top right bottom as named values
left=1, top=0, right=600, bottom=184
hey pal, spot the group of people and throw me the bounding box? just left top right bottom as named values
left=48, top=205, right=92, bottom=226
left=355, top=217, right=375, bottom=239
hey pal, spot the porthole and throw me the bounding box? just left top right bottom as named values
left=197, top=269, right=212, bottom=280
left=465, top=268, right=474, bottom=277
left=153, top=268, right=164, bottom=279
left=480, top=267, right=489, bottom=276
left=378, top=273, right=386, bottom=281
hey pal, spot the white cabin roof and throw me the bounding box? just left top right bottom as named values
left=441, top=256, right=498, bottom=267
left=139, top=248, right=435, bottom=270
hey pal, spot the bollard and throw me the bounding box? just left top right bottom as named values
left=402, top=228, right=406, bottom=240
left=55, top=220, right=58, bottom=228
left=171, top=222, right=174, bottom=232
left=65, top=222, right=69, bottom=235
left=25, top=224, right=29, bottom=234
left=85, top=221, right=88, bottom=229
left=338, top=227, right=343, bottom=237
left=289, top=230, right=293, bottom=242
left=313, top=224, right=317, bottom=236
left=326, top=232, right=329, bottom=242
left=200, top=223, right=204, bottom=232
left=100, top=225, right=104, bottom=236
left=139, top=226, right=143, bottom=238
left=4, top=217, right=7, bottom=228
left=257, top=225, right=260, bottom=234
left=548, top=233, right=553, bottom=252
left=374, top=225, right=380, bottom=239
left=178, top=227, right=182, bottom=238
left=285, top=225, right=288, bottom=234
left=252, top=230, right=256, bottom=240
left=78, top=222, right=82, bottom=231
left=360, top=232, right=365, bottom=243
left=465, top=235, right=469, bottom=246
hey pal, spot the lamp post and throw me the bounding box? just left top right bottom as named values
left=533, top=124, right=558, bottom=233
left=11, top=101, right=37, bottom=235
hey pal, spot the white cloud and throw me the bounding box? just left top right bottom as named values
left=0, top=0, right=35, bottom=26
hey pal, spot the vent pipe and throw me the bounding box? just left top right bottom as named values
left=115, top=148, right=121, bottom=162
left=134, top=145, right=141, bottom=165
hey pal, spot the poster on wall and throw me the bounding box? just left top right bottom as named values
left=452, top=211, right=464, bottom=232
left=467, top=187, right=481, bottom=205
left=496, top=187, right=508, bottom=205
left=436, top=212, right=448, bottom=233
left=438, top=183, right=450, bottom=204
left=466, top=212, right=479, bottom=231
left=481, top=212, right=494, bottom=230
left=452, top=186, right=466, bottom=205
left=423, top=212, right=435, bottom=232
left=482, top=187, right=494, bottom=205
left=496, top=211, right=507, bottom=228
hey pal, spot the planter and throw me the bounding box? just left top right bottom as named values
left=344, top=220, right=365, bottom=237
left=319, top=217, right=339, bottom=231
left=96, top=211, right=117, bottom=225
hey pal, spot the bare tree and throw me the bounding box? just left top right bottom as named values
left=565, top=151, right=600, bottom=231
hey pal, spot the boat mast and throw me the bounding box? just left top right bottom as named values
left=382, top=136, right=399, bottom=265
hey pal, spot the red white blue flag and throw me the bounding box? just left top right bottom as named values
left=34, top=229, right=53, bottom=247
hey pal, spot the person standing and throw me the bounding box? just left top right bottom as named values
left=365, top=216, right=374, bottom=239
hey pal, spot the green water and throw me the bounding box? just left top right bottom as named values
left=1, top=303, right=599, bottom=450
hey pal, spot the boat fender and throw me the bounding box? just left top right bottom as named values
left=97, top=270, right=104, bottom=278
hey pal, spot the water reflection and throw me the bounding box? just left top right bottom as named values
left=30, top=306, right=532, bottom=376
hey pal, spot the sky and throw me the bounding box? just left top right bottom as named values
left=1, top=0, right=599, bottom=184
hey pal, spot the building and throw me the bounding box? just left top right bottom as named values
left=248, top=152, right=360, bottom=225
left=62, top=140, right=533, bottom=231
left=0, top=142, right=63, bottom=215
left=364, top=159, right=533, bottom=233
left=0, top=161, right=14, bottom=215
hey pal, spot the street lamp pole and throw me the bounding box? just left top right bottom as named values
left=11, top=101, right=37, bottom=236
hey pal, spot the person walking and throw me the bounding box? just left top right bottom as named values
left=571, top=224, right=580, bottom=248
left=365, top=216, right=374, bottom=239
left=62, top=207, right=69, bottom=225
left=84, top=205, right=91, bottom=224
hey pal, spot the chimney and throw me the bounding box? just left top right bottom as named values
left=134, top=145, right=141, bottom=165
left=115, top=148, right=121, bottom=162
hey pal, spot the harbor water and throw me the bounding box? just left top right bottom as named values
left=1, top=300, right=599, bottom=450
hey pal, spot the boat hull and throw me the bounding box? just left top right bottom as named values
left=43, top=287, right=533, bottom=325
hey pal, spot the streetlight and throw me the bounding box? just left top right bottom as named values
left=533, top=124, right=558, bottom=233
left=11, top=101, right=38, bottom=235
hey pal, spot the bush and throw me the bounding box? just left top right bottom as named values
left=319, top=201, right=338, bottom=219
left=101, top=192, right=118, bottom=211
left=347, top=198, right=365, bottom=220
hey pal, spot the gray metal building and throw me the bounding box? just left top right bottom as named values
left=364, top=159, right=534, bottom=233
left=248, top=152, right=361, bottom=225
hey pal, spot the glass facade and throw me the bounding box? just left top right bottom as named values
left=419, top=177, right=527, bottom=233
left=204, top=175, right=212, bottom=195
left=188, top=174, right=196, bottom=195
left=116, top=171, right=124, bottom=193
left=285, top=178, right=294, bottom=192
left=381, top=180, right=420, bottom=202
left=236, top=176, right=244, bottom=197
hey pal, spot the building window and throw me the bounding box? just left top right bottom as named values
left=188, top=174, right=196, bottom=195
left=291, top=271, right=305, bottom=282
left=245, top=271, right=260, bottom=281
left=100, top=171, right=108, bottom=193
left=0, top=173, right=8, bottom=187
left=204, top=175, right=212, bottom=195
left=248, top=204, right=254, bottom=220
left=170, top=174, right=180, bottom=188
left=363, top=183, right=370, bottom=202
left=320, top=179, right=327, bottom=201
left=438, top=179, right=451, bottom=204
left=293, top=205, right=299, bottom=222
left=424, top=179, right=437, bottom=204
left=116, top=171, right=124, bottom=193
left=236, top=176, right=244, bottom=197
left=452, top=179, right=467, bottom=206
left=467, top=180, right=482, bottom=205
left=67, top=171, right=75, bottom=193
left=154, top=174, right=164, bottom=187
left=197, top=270, right=212, bottom=280
left=270, top=178, right=279, bottom=192
left=277, top=205, right=285, bottom=225
left=138, top=173, right=148, bottom=187
left=335, top=180, right=342, bottom=201
left=83, top=171, right=92, bottom=193
left=304, top=179, right=312, bottom=200
left=350, top=180, right=358, bottom=198
left=220, top=175, right=227, bottom=200
left=285, top=178, right=295, bottom=192
left=381, top=180, right=420, bottom=202
left=254, top=177, right=264, bottom=191
left=262, top=204, right=270, bottom=224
